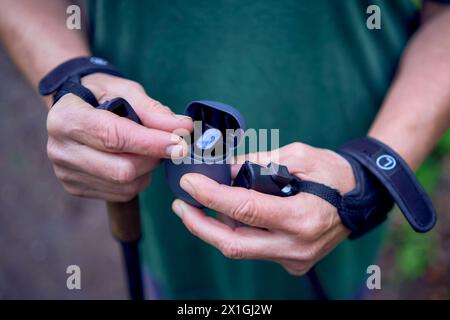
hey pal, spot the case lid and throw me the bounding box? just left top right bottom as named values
left=185, top=100, right=247, bottom=149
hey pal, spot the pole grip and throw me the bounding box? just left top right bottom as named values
left=107, top=196, right=141, bottom=242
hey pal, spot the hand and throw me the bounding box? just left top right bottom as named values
left=46, top=73, right=193, bottom=202
left=171, top=142, right=356, bottom=275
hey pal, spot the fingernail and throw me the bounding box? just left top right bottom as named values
left=180, top=176, right=194, bottom=194
left=172, top=200, right=185, bottom=219
left=165, top=144, right=185, bottom=158
left=175, top=114, right=192, bottom=121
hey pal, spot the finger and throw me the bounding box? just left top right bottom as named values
left=233, top=150, right=277, bottom=168
left=63, top=182, right=140, bottom=202
left=278, top=260, right=310, bottom=276
left=179, top=173, right=298, bottom=229
left=48, top=138, right=159, bottom=184
left=231, top=147, right=296, bottom=179
left=172, top=199, right=286, bottom=260
left=81, top=74, right=194, bottom=133
left=55, top=164, right=152, bottom=194
left=61, top=172, right=151, bottom=202
left=217, top=213, right=243, bottom=229
left=55, top=94, right=188, bottom=158
left=123, top=89, right=194, bottom=133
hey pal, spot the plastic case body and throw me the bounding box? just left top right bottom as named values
left=164, top=100, right=246, bottom=207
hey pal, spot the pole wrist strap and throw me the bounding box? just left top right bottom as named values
left=38, top=56, right=122, bottom=106
left=338, top=137, right=437, bottom=237
left=38, top=56, right=141, bottom=124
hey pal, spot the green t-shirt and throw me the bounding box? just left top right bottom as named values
left=89, top=0, right=418, bottom=299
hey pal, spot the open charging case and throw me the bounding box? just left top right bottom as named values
left=164, top=100, right=246, bottom=208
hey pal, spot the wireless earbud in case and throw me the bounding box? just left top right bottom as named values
left=164, top=100, right=246, bottom=208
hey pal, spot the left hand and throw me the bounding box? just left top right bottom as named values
left=172, top=142, right=356, bottom=275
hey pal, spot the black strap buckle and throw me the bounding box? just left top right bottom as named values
left=97, top=98, right=142, bottom=125
left=233, top=161, right=342, bottom=208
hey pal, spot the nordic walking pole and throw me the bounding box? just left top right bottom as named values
left=37, top=58, right=145, bottom=299
left=97, top=98, right=144, bottom=300
left=107, top=197, right=144, bottom=300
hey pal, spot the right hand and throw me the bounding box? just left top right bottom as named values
left=46, top=73, right=193, bottom=202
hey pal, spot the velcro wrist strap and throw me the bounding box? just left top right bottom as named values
left=52, top=77, right=99, bottom=107
left=37, top=57, right=141, bottom=128
left=339, top=137, right=437, bottom=233
left=38, top=56, right=122, bottom=96
left=337, top=154, right=394, bottom=238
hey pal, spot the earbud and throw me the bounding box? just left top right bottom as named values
left=195, top=128, right=222, bottom=150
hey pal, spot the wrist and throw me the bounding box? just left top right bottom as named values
left=31, top=43, right=90, bottom=90
left=40, top=49, right=91, bottom=78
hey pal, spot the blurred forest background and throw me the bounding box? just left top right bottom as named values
left=0, top=45, right=448, bottom=299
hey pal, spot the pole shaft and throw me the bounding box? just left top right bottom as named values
left=106, top=196, right=143, bottom=299
left=121, top=241, right=144, bottom=300
left=107, top=196, right=141, bottom=242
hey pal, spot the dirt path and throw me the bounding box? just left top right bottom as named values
left=0, top=48, right=127, bottom=299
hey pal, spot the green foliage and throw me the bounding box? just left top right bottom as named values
left=416, top=129, right=450, bottom=193
left=416, top=157, right=441, bottom=193
left=436, top=129, right=450, bottom=155
left=394, top=220, right=434, bottom=280
left=411, top=0, right=421, bottom=9
left=390, top=129, right=449, bottom=280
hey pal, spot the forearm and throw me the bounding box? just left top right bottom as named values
left=0, top=0, right=90, bottom=95
left=369, top=6, right=450, bottom=170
